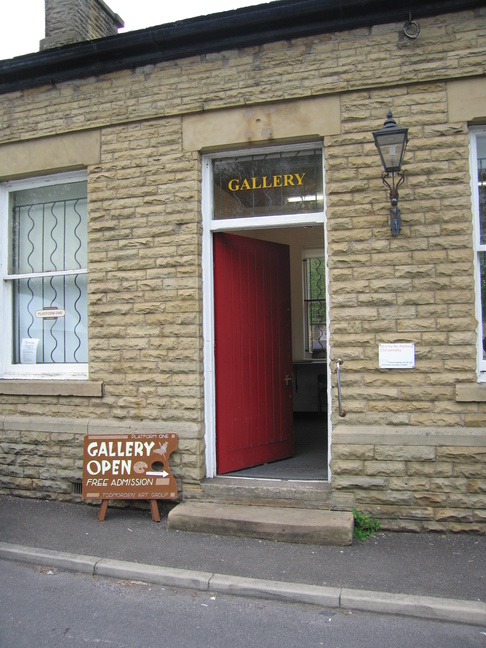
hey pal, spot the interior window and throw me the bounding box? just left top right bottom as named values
left=303, top=253, right=326, bottom=358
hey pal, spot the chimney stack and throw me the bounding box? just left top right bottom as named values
left=40, top=0, right=124, bottom=50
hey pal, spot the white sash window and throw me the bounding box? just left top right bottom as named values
left=0, top=172, right=88, bottom=378
left=471, top=132, right=486, bottom=377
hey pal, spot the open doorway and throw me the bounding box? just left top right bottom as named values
left=202, top=143, right=328, bottom=482
left=216, top=225, right=328, bottom=481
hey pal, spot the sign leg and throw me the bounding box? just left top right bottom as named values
left=98, top=499, right=109, bottom=521
left=150, top=500, right=160, bottom=522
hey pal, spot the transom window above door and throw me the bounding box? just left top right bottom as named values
left=212, top=148, right=323, bottom=220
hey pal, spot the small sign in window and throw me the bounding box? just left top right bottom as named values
left=20, top=338, right=39, bottom=364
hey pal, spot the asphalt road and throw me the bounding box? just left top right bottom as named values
left=1, top=561, right=485, bottom=648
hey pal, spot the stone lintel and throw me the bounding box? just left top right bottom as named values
left=447, top=77, right=486, bottom=124
left=0, top=130, right=101, bottom=181
left=182, top=95, right=340, bottom=151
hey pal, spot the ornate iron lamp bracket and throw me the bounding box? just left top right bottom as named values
left=382, top=170, right=405, bottom=236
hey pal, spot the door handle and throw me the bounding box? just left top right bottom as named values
left=284, top=374, right=293, bottom=386
left=336, top=358, right=346, bottom=417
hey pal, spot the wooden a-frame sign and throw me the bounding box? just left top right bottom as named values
left=82, top=433, right=177, bottom=521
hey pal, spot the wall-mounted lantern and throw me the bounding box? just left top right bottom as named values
left=372, top=110, right=409, bottom=236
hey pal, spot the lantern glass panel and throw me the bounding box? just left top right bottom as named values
left=373, top=130, right=408, bottom=172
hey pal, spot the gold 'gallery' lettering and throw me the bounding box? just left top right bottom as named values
left=228, top=173, right=306, bottom=192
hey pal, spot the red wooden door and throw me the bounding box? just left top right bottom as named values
left=214, top=233, right=294, bottom=474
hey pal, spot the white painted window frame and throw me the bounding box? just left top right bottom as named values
left=470, top=130, right=486, bottom=380
left=201, top=142, right=329, bottom=478
left=302, top=247, right=327, bottom=359
left=0, top=170, right=88, bottom=380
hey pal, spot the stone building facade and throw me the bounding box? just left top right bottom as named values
left=0, top=0, right=485, bottom=532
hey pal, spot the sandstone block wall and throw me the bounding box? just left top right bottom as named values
left=326, top=83, right=476, bottom=427
left=0, top=415, right=209, bottom=499
left=332, top=431, right=486, bottom=532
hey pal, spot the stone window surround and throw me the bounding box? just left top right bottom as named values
left=0, top=131, right=102, bottom=397
left=444, top=80, right=486, bottom=402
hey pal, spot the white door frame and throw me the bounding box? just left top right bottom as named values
left=201, top=144, right=330, bottom=479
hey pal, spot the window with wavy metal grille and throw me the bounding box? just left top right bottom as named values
left=7, top=179, right=88, bottom=368
left=304, top=255, right=326, bottom=358
left=213, top=148, right=323, bottom=219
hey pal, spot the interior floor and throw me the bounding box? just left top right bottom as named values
left=226, top=413, right=328, bottom=481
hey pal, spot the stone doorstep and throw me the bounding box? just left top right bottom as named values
left=168, top=502, right=354, bottom=546
left=196, top=477, right=337, bottom=509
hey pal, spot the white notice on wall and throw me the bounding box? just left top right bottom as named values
left=379, top=343, right=415, bottom=369
left=20, top=338, right=39, bottom=364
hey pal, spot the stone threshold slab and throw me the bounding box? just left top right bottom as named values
left=167, top=502, right=354, bottom=546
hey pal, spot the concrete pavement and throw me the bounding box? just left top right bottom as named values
left=0, top=495, right=485, bottom=626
